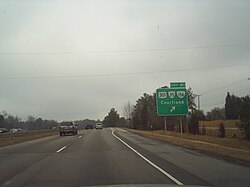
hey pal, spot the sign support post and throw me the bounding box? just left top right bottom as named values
left=164, top=116, right=167, bottom=132
left=180, top=116, right=183, bottom=138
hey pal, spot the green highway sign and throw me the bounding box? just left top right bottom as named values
left=170, top=82, right=186, bottom=88
left=156, top=88, right=188, bottom=116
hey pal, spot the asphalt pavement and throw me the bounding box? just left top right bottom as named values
left=0, top=128, right=249, bottom=187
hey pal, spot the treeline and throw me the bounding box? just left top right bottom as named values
left=74, top=119, right=100, bottom=129
left=0, top=112, right=58, bottom=131
left=130, top=88, right=197, bottom=132
left=225, top=92, right=244, bottom=120
left=102, top=108, right=127, bottom=127
left=102, top=88, right=197, bottom=131
left=121, top=90, right=250, bottom=140
left=0, top=111, right=102, bottom=131
left=225, top=93, right=250, bottom=139
left=131, top=93, right=160, bottom=130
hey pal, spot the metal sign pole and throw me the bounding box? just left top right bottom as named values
left=180, top=116, right=183, bottom=138
left=164, top=116, right=167, bottom=132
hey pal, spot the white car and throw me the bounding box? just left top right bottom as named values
left=95, top=123, right=103, bottom=129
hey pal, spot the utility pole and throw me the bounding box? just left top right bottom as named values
left=248, top=78, right=250, bottom=97
left=196, top=94, right=202, bottom=111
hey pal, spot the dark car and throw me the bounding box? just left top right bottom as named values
left=59, top=122, right=78, bottom=136
left=0, top=128, right=9, bottom=134
left=85, top=125, right=93, bottom=130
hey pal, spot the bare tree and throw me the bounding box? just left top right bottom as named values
left=122, top=101, right=133, bottom=128
left=27, top=115, right=35, bottom=122
left=1, top=110, right=8, bottom=117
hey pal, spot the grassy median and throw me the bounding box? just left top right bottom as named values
left=125, top=128, right=250, bottom=166
left=0, top=130, right=58, bottom=148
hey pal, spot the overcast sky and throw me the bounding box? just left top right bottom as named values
left=0, top=0, right=250, bottom=121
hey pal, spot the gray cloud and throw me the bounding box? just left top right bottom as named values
left=0, top=0, right=250, bottom=121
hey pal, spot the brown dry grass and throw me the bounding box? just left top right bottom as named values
left=125, top=128, right=250, bottom=166
left=0, top=130, right=58, bottom=148
left=199, top=120, right=243, bottom=138
left=199, top=120, right=238, bottom=127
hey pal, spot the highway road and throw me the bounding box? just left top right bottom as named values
left=0, top=128, right=249, bottom=187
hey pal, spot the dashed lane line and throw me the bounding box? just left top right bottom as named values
left=56, top=146, right=67, bottom=153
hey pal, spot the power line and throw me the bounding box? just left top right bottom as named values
left=202, top=103, right=224, bottom=109
left=200, top=81, right=250, bottom=110
left=202, top=99, right=224, bottom=106
left=204, top=87, right=250, bottom=102
left=0, top=63, right=249, bottom=80
left=202, top=103, right=224, bottom=108
left=201, top=78, right=249, bottom=95
left=0, top=43, right=250, bottom=55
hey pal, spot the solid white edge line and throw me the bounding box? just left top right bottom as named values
left=56, top=146, right=67, bottom=153
left=4, top=180, right=11, bottom=185
left=111, top=128, right=183, bottom=186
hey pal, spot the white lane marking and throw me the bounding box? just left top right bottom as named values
left=111, top=128, right=183, bottom=186
left=3, top=181, right=11, bottom=185
left=56, top=146, right=67, bottom=153
left=78, top=136, right=82, bottom=139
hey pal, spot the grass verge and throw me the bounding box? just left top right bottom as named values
left=199, top=120, right=238, bottom=127
left=0, top=130, right=58, bottom=148
left=125, top=128, right=250, bottom=166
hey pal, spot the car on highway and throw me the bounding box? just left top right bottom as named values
left=0, top=128, right=9, bottom=134
left=10, top=128, right=22, bottom=133
left=59, top=122, right=78, bottom=136
left=85, top=125, right=93, bottom=130
left=95, top=123, right=103, bottom=130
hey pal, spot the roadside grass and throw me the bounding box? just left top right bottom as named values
left=125, top=128, right=250, bottom=166
left=0, top=130, right=58, bottom=148
left=199, top=120, right=243, bottom=138
left=199, top=120, right=238, bottom=127
left=156, top=130, right=250, bottom=150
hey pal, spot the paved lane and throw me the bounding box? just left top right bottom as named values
left=0, top=129, right=173, bottom=187
left=0, top=130, right=87, bottom=186
left=1, top=128, right=249, bottom=187
left=115, top=128, right=250, bottom=187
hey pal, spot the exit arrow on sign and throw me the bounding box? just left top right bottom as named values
left=170, top=106, right=176, bottom=112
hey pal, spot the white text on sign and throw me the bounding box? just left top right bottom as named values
left=161, top=100, right=185, bottom=105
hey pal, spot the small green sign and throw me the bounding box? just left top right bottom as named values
left=156, top=88, right=188, bottom=116
left=170, top=82, right=186, bottom=88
